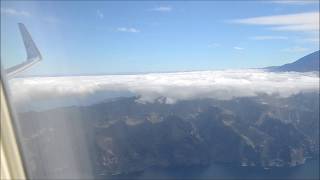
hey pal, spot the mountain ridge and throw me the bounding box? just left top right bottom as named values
left=267, top=50, right=320, bottom=72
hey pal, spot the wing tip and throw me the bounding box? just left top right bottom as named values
left=4, top=23, right=42, bottom=78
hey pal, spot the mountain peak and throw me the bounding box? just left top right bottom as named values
left=269, top=50, right=320, bottom=72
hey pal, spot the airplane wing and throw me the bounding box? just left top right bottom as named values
left=5, top=23, right=42, bottom=78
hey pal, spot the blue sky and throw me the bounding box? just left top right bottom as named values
left=1, top=1, right=319, bottom=75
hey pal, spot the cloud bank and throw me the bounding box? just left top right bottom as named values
left=8, top=70, right=319, bottom=110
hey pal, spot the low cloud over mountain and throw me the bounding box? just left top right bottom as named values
left=9, top=69, right=319, bottom=110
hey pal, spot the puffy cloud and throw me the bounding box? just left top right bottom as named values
left=8, top=70, right=319, bottom=110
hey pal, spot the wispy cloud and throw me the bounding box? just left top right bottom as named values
left=117, top=27, right=140, bottom=33
left=43, top=16, right=60, bottom=24
left=271, top=0, right=318, bottom=5
left=96, top=9, right=104, bottom=19
left=282, top=46, right=309, bottom=53
left=270, top=24, right=318, bottom=32
left=208, top=43, right=221, bottom=48
left=150, top=6, right=172, bottom=12
left=231, top=12, right=319, bottom=32
left=300, top=37, right=320, bottom=43
left=1, top=7, right=61, bottom=24
left=234, top=46, right=244, bottom=50
left=1, top=7, right=31, bottom=17
left=250, top=36, right=288, bottom=40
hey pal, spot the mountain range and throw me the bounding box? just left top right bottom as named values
left=14, top=51, right=320, bottom=179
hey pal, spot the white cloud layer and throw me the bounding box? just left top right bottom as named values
left=8, top=70, right=319, bottom=109
left=232, top=12, right=319, bottom=32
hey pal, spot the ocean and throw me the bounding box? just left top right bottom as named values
left=113, top=159, right=319, bottom=179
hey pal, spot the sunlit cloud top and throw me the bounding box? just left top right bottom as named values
left=9, top=70, right=319, bottom=110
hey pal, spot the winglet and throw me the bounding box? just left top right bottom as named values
left=5, top=23, right=42, bottom=78
left=18, top=23, right=42, bottom=61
